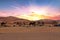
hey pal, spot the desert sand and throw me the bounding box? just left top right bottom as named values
left=0, top=27, right=60, bottom=40
left=0, top=32, right=60, bottom=40
left=0, top=27, right=60, bottom=33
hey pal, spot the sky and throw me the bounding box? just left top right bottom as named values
left=0, top=0, right=60, bottom=20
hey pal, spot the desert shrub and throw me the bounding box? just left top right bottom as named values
left=52, top=21, right=59, bottom=27
left=29, top=22, right=36, bottom=26
left=13, top=22, right=22, bottom=26
left=37, top=21, right=44, bottom=26
left=0, top=22, right=7, bottom=27
left=54, top=24, right=60, bottom=27
left=52, top=21, right=58, bottom=25
left=41, top=22, right=44, bottom=26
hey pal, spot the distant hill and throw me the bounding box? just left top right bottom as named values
left=0, top=16, right=60, bottom=27
left=0, top=16, right=60, bottom=21
left=0, top=16, right=29, bottom=22
left=0, top=16, right=31, bottom=27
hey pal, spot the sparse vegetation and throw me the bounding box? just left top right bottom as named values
left=0, top=16, right=60, bottom=33
left=0, top=16, right=60, bottom=27
left=0, top=22, right=7, bottom=27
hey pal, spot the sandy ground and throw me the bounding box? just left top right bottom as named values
left=0, top=27, right=60, bottom=33
left=0, top=32, right=60, bottom=40
left=0, top=27, right=60, bottom=40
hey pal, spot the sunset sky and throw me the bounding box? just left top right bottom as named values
left=0, top=0, right=60, bottom=20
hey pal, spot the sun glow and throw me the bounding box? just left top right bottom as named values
left=16, top=12, right=48, bottom=21
left=16, top=7, right=49, bottom=21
